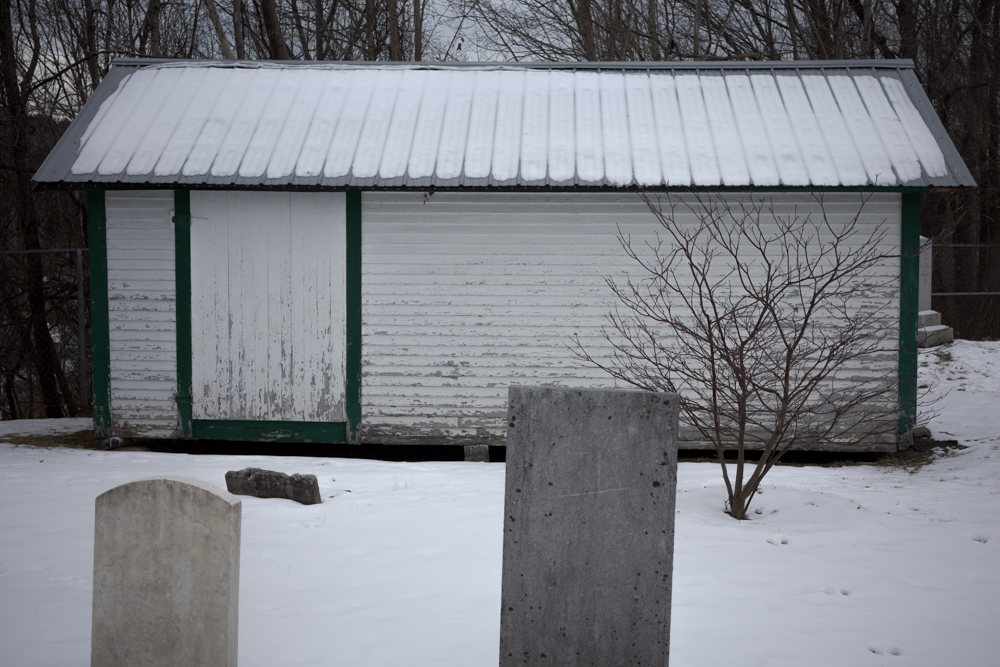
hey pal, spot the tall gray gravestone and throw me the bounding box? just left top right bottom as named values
left=500, top=386, right=679, bottom=667
left=91, top=477, right=241, bottom=667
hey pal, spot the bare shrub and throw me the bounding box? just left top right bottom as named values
left=574, top=192, right=901, bottom=519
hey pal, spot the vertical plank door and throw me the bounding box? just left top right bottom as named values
left=189, top=191, right=347, bottom=422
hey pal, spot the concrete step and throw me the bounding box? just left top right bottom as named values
left=918, top=310, right=942, bottom=327
left=918, top=324, right=954, bottom=348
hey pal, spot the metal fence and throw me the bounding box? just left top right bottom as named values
left=932, top=244, right=1000, bottom=341
left=0, top=248, right=90, bottom=419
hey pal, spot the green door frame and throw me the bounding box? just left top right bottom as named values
left=87, top=190, right=112, bottom=437
left=174, top=189, right=363, bottom=443
left=898, top=192, right=921, bottom=444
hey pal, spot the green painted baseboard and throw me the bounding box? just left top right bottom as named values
left=191, top=420, right=348, bottom=443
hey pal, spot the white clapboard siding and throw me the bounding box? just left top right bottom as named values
left=106, top=190, right=178, bottom=437
left=361, top=192, right=901, bottom=447
left=190, top=191, right=347, bottom=422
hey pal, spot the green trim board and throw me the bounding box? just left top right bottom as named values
left=87, top=190, right=111, bottom=437
left=898, top=193, right=921, bottom=442
left=345, top=191, right=363, bottom=443
left=173, top=190, right=193, bottom=437
left=192, top=420, right=348, bottom=443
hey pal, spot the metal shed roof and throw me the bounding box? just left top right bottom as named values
left=34, top=59, right=975, bottom=191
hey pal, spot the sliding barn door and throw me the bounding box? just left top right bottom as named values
left=189, top=191, right=347, bottom=422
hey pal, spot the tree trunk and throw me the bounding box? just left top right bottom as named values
left=570, top=0, right=598, bottom=60
left=316, top=0, right=324, bottom=59
left=414, top=0, right=422, bottom=60
left=290, top=0, right=312, bottom=59
left=388, top=0, right=401, bottom=60
left=147, top=0, right=162, bottom=57
left=648, top=0, right=661, bottom=60
left=204, top=0, right=236, bottom=58
left=261, top=0, right=292, bottom=59
left=365, top=0, right=376, bottom=60
left=0, top=0, right=66, bottom=418
left=897, top=0, right=918, bottom=62
left=234, top=0, right=246, bottom=58
left=83, top=0, right=100, bottom=91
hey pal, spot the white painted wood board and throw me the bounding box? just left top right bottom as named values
left=190, top=191, right=347, bottom=422
left=106, top=190, right=178, bottom=437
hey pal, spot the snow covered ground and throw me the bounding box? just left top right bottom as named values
left=1, top=341, right=997, bottom=666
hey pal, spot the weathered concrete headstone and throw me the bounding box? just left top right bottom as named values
left=225, top=467, right=322, bottom=505
left=919, top=235, right=932, bottom=313
left=500, top=386, right=679, bottom=667
left=91, top=476, right=241, bottom=667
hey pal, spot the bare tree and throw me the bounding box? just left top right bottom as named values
left=574, top=193, right=901, bottom=519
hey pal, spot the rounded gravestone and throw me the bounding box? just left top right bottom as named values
left=91, top=476, right=241, bottom=667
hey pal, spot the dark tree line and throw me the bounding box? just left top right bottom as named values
left=2, top=0, right=998, bottom=418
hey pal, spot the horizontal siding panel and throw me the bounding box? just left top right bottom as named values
left=109, top=330, right=176, bottom=343
left=107, top=392, right=177, bottom=403
left=111, top=349, right=177, bottom=361
left=109, top=312, right=177, bottom=321
left=107, top=271, right=175, bottom=283
left=105, top=259, right=176, bottom=271
left=111, top=367, right=176, bottom=379
left=107, top=240, right=176, bottom=251
left=108, top=301, right=175, bottom=312
left=110, top=378, right=176, bottom=390
left=107, top=292, right=176, bottom=302
left=106, top=190, right=178, bottom=437
left=107, top=249, right=175, bottom=262
left=361, top=191, right=900, bottom=447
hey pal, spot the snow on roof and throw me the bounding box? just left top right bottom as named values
left=35, top=60, right=975, bottom=190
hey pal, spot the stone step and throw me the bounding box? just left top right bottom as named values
left=918, top=310, right=942, bottom=327
left=917, top=324, right=954, bottom=348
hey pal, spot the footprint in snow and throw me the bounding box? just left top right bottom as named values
left=766, top=536, right=789, bottom=546
left=821, top=585, right=850, bottom=596
left=866, top=641, right=902, bottom=656
left=971, top=535, right=989, bottom=544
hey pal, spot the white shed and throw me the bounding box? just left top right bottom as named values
left=35, top=59, right=974, bottom=452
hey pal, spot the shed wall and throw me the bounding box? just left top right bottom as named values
left=106, top=190, right=178, bottom=437
left=360, top=191, right=901, bottom=449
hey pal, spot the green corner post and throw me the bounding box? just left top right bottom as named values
left=87, top=190, right=111, bottom=437
left=898, top=193, right=921, bottom=445
left=173, top=190, right=193, bottom=437
left=345, top=191, right=363, bottom=443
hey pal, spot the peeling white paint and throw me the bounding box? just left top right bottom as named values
left=106, top=190, right=178, bottom=437
left=360, top=192, right=901, bottom=446
left=190, top=191, right=347, bottom=422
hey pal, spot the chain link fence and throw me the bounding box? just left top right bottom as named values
left=0, top=248, right=90, bottom=420
left=932, top=244, right=1000, bottom=341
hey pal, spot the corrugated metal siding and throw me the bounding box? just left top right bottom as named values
left=190, top=191, right=347, bottom=422
left=106, top=190, right=178, bottom=437
left=34, top=60, right=975, bottom=191
left=360, top=192, right=901, bottom=450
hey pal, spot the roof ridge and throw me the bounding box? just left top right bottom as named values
left=109, top=57, right=915, bottom=71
